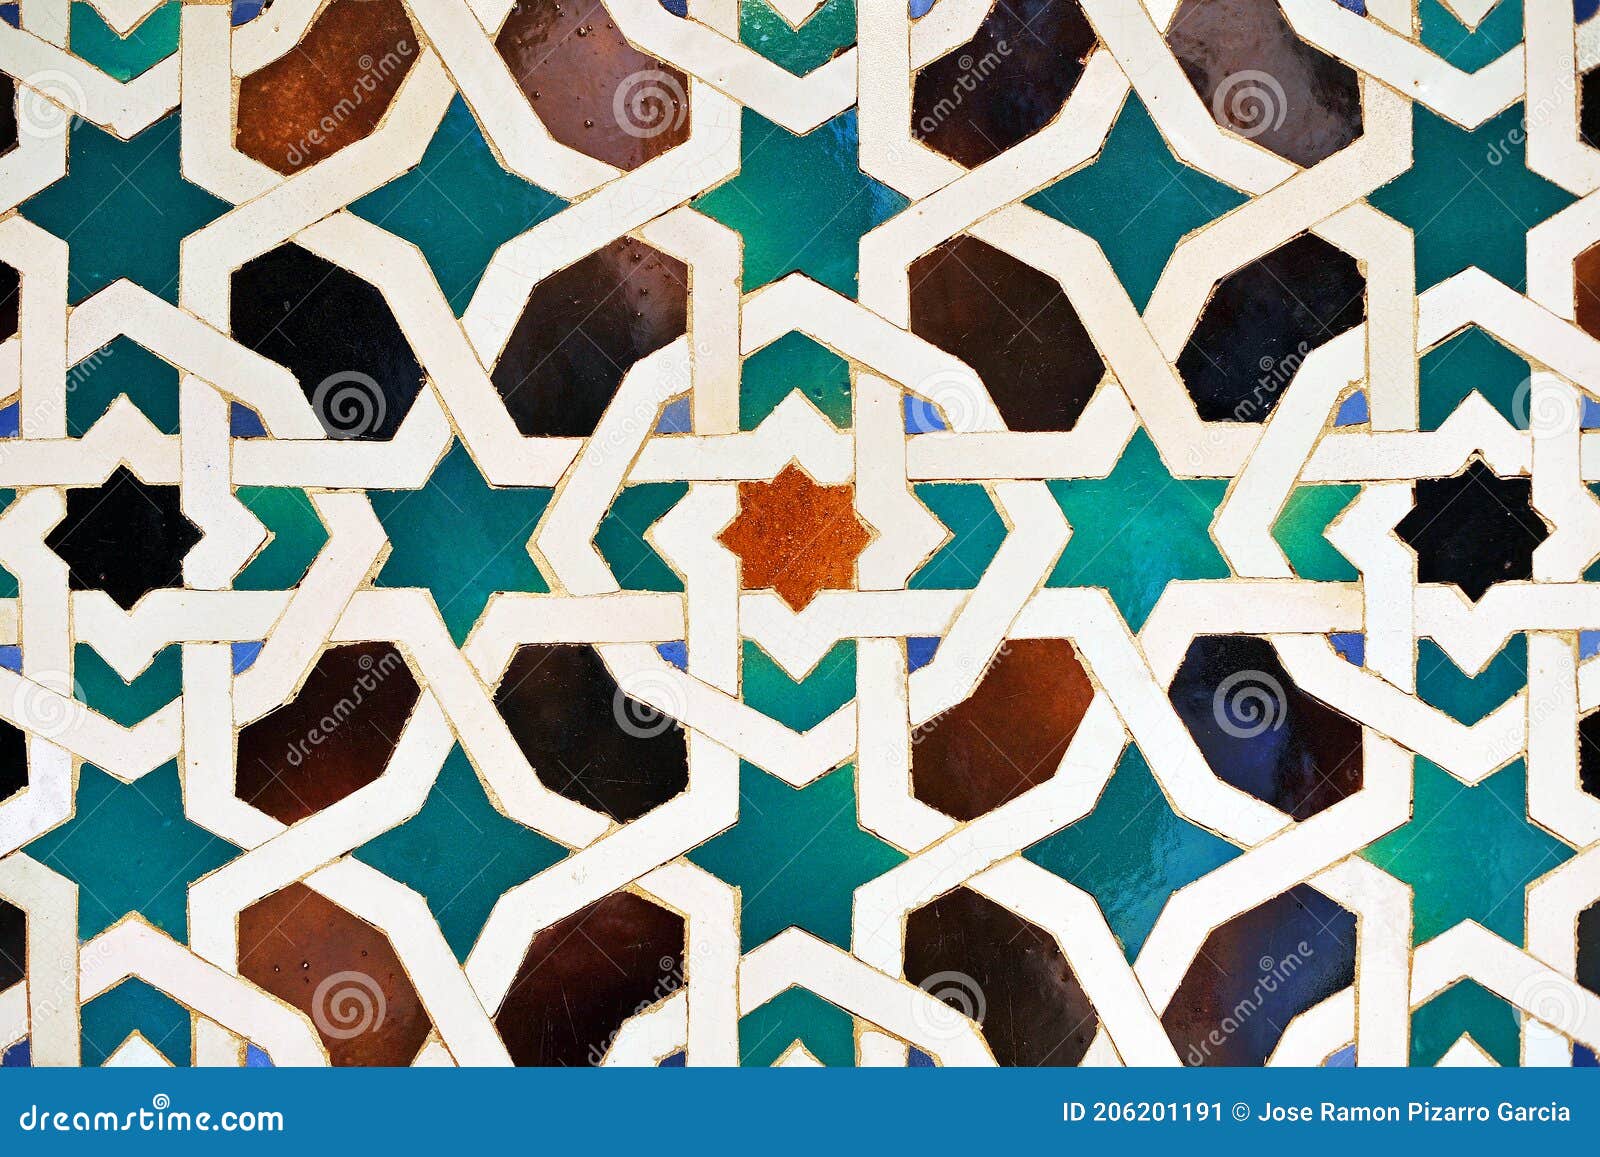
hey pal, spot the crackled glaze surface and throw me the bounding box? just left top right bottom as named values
left=0, top=0, right=1595, bottom=1071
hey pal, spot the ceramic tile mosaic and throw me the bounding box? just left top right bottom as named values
left=0, top=0, right=1598, bottom=1071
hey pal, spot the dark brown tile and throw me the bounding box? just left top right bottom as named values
left=495, top=891, right=684, bottom=1065
left=491, top=237, right=687, bottom=437
left=236, top=644, right=420, bottom=825
left=1169, top=0, right=1362, bottom=168
left=905, top=886, right=1097, bottom=1066
left=496, top=644, right=688, bottom=822
left=1163, top=884, right=1355, bottom=1065
left=236, top=0, right=418, bottom=174
left=239, top=883, right=434, bottom=1066
left=910, top=235, right=1103, bottom=431
left=912, top=639, right=1095, bottom=820
left=914, top=0, right=1095, bottom=168
left=497, top=0, right=690, bottom=170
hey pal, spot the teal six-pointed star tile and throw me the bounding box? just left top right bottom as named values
left=1419, top=0, right=1523, bottom=73
left=351, top=96, right=568, bottom=315
left=1364, top=758, right=1571, bottom=945
left=369, top=441, right=553, bottom=646
left=1026, top=94, right=1248, bottom=310
left=694, top=107, right=908, bottom=298
left=356, top=747, right=567, bottom=961
left=21, top=115, right=231, bottom=304
left=688, top=761, right=905, bottom=952
left=1367, top=103, right=1575, bottom=292
left=27, top=761, right=238, bottom=942
left=1045, top=428, right=1231, bottom=631
left=1025, top=746, right=1240, bottom=960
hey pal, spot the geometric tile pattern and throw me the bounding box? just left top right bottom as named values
left=2, top=0, right=1600, bottom=1069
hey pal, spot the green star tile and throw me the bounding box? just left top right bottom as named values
left=1026, top=94, right=1248, bottom=310
left=80, top=979, right=190, bottom=1067
left=1364, top=758, right=1572, bottom=945
left=909, top=483, right=1007, bottom=591
left=694, top=107, right=908, bottom=297
left=1419, top=326, right=1534, bottom=431
left=67, top=338, right=178, bottom=436
left=22, top=115, right=231, bottom=304
left=233, top=487, right=328, bottom=590
left=741, top=640, right=855, bottom=732
left=1367, top=103, right=1576, bottom=292
left=73, top=643, right=179, bottom=727
left=1417, top=634, right=1525, bottom=725
left=1419, top=0, right=1522, bottom=73
left=70, top=1, right=180, bottom=80
left=1409, top=980, right=1519, bottom=1066
left=594, top=483, right=687, bottom=592
left=1025, top=745, right=1240, bottom=960
left=1045, top=428, right=1231, bottom=631
left=369, top=441, right=553, bottom=645
left=1272, top=484, right=1360, bottom=581
left=740, top=332, right=852, bottom=430
left=740, top=0, right=856, bottom=75
left=357, top=747, right=567, bottom=962
left=740, top=988, right=855, bottom=1066
left=27, top=761, right=237, bottom=942
left=688, top=761, right=905, bottom=952
left=352, top=96, right=568, bottom=315
left=0, top=491, right=15, bottom=599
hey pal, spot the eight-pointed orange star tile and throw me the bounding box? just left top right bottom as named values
left=717, top=463, right=872, bottom=612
